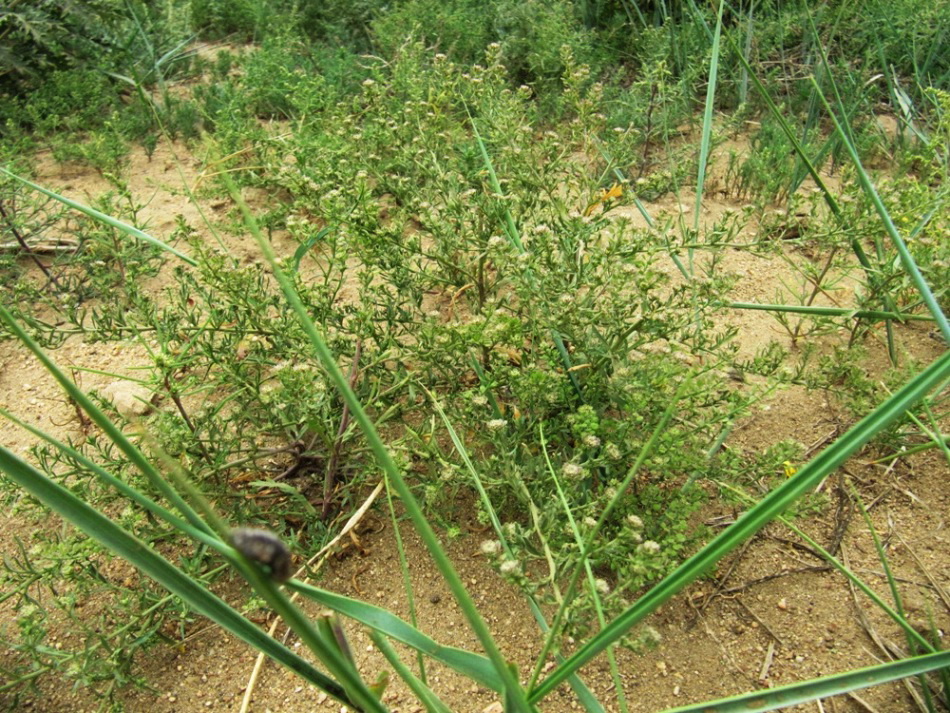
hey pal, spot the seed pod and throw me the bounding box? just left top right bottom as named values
left=229, top=528, right=292, bottom=582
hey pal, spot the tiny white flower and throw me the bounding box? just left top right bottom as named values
left=582, top=435, right=601, bottom=448
left=486, top=418, right=507, bottom=431
left=472, top=394, right=489, bottom=406
left=595, top=578, right=611, bottom=595
left=499, top=559, right=521, bottom=575
left=638, top=540, right=661, bottom=554
left=626, top=514, right=644, bottom=530
left=480, top=540, right=502, bottom=555
left=562, top=463, right=585, bottom=480
left=583, top=516, right=597, bottom=529
left=643, top=626, right=662, bottom=644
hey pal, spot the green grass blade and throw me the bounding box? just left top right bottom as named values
left=0, top=407, right=220, bottom=552
left=383, top=476, right=427, bottom=683
left=0, top=448, right=354, bottom=707
left=469, top=117, right=582, bottom=399
left=725, top=37, right=843, bottom=220
left=368, top=631, right=452, bottom=713
left=0, top=167, right=197, bottom=266
left=530, top=377, right=692, bottom=693
left=856, top=495, right=939, bottom=711
left=659, top=650, right=950, bottom=713
left=810, top=79, right=950, bottom=343
left=293, top=226, right=331, bottom=273
left=226, top=179, right=535, bottom=713
left=723, top=302, right=935, bottom=322
left=715, top=479, right=936, bottom=655
left=693, top=0, right=726, bottom=233
left=425, top=388, right=606, bottom=713
left=0, top=303, right=213, bottom=536
left=540, top=426, right=629, bottom=713
left=289, top=582, right=502, bottom=693
left=529, top=350, right=950, bottom=703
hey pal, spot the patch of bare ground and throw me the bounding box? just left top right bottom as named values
left=1, top=134, right=947, bottom=713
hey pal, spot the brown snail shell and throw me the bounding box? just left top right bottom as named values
left=229, top=528, right=293, bottom=582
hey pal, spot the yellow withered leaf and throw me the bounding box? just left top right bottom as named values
left=583, top=182, right=623, bottom=216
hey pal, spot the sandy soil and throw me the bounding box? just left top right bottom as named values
left=1, top=133, right=947, bottom=713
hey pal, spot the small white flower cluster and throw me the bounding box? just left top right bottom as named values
left=499, top=559, right=521, bottom=575
left=562, top=462, right=586, bottom=480
left=480, top=540, right=502, bottom=555
left=486, top=418, right=508, bottom=431
left=637, top=540, right=661, bottom=555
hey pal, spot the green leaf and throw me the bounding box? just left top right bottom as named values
left=290, top=582, right=504, bottom=693
left=0, top=303, right=213, bottom=537
left=292, top=226, right=331, bottom=273
left=660, top=651, right=950, bottom=713
left=0, top=167, right=197, bottom=266
left=227, top=177, right=536, bottom=713
left=723, top=302, right=934, bottom=322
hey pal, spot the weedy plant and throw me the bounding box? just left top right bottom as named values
left=1, top=0, right=949, bottom=711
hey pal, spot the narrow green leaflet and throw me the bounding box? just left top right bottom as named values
left=724, top=302, right=934, bottom=322
left=228, top=180, right=537, bottom=713
left=693, top=0, right=726, bottom=233
left=0, top=167, right=197, bottom=266
left=290, top=582, right=503, bottom=693
left=660, top=651, right=950, bottom=713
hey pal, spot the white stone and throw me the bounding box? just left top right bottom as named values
left=100, top=380, right=153, bottom=418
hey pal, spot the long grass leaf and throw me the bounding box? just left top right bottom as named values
left=529, top=350, right=950, bottom=702
left=0, top=407, right=219, bottom=551
left=469, top=117, right=582, bottom=398
left=659, top=650, right=950, bottom=713
left=368, top=631, right=453, bottom=713
left=724, top=302, right=934, bottom=322
left=0, top=448, right=354, bottom=707
left=426, top=389, right=606, bottom=713
left=0, top=303, right=213, bottom=535
left=0, top=167, right=197, bottom=266
left=693, top=0, right=726, bottom=233
left=529, top=377, right=692, bottom=694
left=810, top=79, right=950, bottom=343
left=289, top=583, right=502, bottom=692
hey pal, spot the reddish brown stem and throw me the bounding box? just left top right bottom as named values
left=321, top=340, right=362, bottom=520
left=0, top=199, right=61, bottom=289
